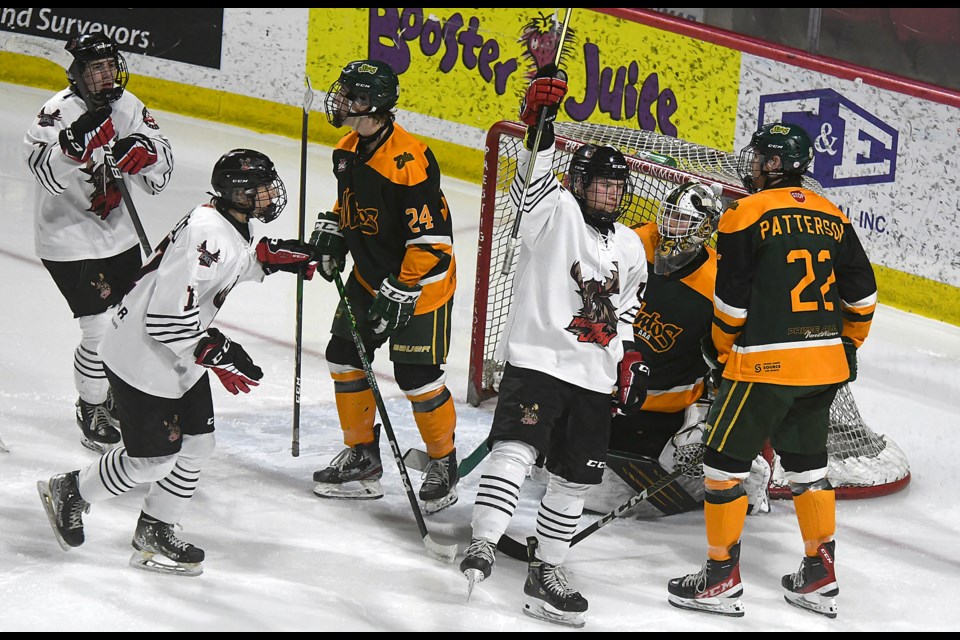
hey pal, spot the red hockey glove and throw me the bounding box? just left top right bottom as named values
left=519, top=64, right=568, bottom=127
left=613, top=349, right=649, bottom=416
left=112, top=134, right=158, bottom=175
left=256, top=237, right=319, bottom=280
left=194, top=328, right=263, bottom=395
left=59, top=107, right=115, bottom=163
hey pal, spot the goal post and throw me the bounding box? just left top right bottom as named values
left=468, top=119, right=911, bottom=499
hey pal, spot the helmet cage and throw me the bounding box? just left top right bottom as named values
left=568, top=145, right=633, bottom=224
left=65, top=35, right=128, bottom=105
left=324, top=60, right=399, bottom=128
left=210, top=150, right=287, bottom=223
left=654, top=182, right=722, bottom=275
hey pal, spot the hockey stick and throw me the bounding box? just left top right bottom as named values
left=291, top=77, right=314, bottom=458
left=332, top=269, right=458, bottom=563
left=500, top=7, right=573, bottom=276
left=495, top=449, right=705, bottom=561
left=0, top=434, right=9, bottom=454
left=402, top=438, right=488, bottom=477
left=6, top=35, right=150, bottom=256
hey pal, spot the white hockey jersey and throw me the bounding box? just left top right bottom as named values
left=23, top=87, right=174, bottom=261
left=100, top=204, right=265, bottom=398
left=497, top=145, right=647, bottom=394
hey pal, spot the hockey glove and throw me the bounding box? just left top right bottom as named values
left=309, top=211, right=347, bottom=282
left=59, top=107, right=115, bottom=163
left=112, top=134, right=158, bottom=175
left=613, top=348, right=650, bottom=416
left=701, top=334, right=723, bottom=390
left=841, top=335, right=858, bottom=383
left=194, top=328, right=263, bottom=395
left=519, top=64, right=568, bottom=127
left=368, top=274, right=421, bottom=339
left=256, top=237, right=318, bottom=280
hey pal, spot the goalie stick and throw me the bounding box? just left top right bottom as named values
left=332, top=269, right=458, bottom=564
left=495, top=449, right=705, bottom=561
left=291, top=76, right=314, bottom=458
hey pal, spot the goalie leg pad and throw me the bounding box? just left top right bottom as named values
left=606, top=451, right=703, bottom=516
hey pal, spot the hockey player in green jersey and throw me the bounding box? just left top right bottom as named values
left=668, top=122, right=877, bottom=619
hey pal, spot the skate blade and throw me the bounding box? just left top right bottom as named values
left=667, top=594, right=745, bottom=617
left=423, top=488, right=458, bottom=515
left=463, top=568, right=485, bottom=601
left=783, top=592, right=837, bottom=619
left=521, top=596, right=586, bottom=628
left=312, top=479, right=383, bottom=500
left=36, top=480, right=72, bottom=552
left=129, top=550, right=203, bottom=577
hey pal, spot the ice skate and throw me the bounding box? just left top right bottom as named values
left=76, top=397, right=120, bottom=454
left=129, top=511, right=205, bottom=577
left=312, top=429, right=383, bottom=500
left=37, top=470, right=89, bottom=551
left=420, top=448, right=458, bottom=515
left=522, top=538, right=588, bottom=628
left=667, top=541, right=745, bottom=617
left=459, top=538, right=496, bottom=600
left=782, top=541, right=838, bottom=618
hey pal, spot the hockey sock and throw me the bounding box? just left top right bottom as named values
left=78, top=447, right=176, bottom=503
left=472, top=440, right=537, bottom=542
left=536, top=474, right=589, bottom=565
left=143, top=433, right=214, bottom=524
left=793, top=485, right=836, bottom=555
left=74, top=312, right=111, bottom=404
left=330, top=367, right=376, bottom=446
left=407, top=385, right=456, bottom=458
left=704, top=477, right=748, bottom=561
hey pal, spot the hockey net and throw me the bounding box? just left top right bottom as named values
left=468, top=120, right=910, bottom=499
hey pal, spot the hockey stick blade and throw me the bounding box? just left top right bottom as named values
left=424, top=534, right=458, bottom=564
left=403, top=440, right=489, bottom=476
left=496, top=452, right=704, bottom=561
left=3, top=35, right=73, bottom=68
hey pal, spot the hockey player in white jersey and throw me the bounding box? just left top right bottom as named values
left=458, top=65, right=649, bottom=628
left=23, top=34, right=174, bottom=454
left=37, top=149, right=319, bottom=576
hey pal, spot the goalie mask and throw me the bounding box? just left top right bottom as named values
left=65, top=34, right=128, bottom=106
left=210, top=149, right=287, bottom=223
left=736, top=122, right=813, bottom=193
left=568, top=144, right=633, bottom=225
left=324, top=59, right=400, bottom=128
left=654, top=181, right=723, bottom=275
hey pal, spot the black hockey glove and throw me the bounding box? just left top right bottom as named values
left=112, top=134, right=158, bottom=175
left=256, top=237, right=318, bottom=280
left=519, top=63, right=568, bottom=127
left=59, top=107, right=115, bottom=163
left=309, top=211, right=347, bottom=282
left=613, top=348, right=650, bottom=416
left=841, top=335, right=858, bottom=383
left=368, top=274, right=421, bottom=339
left=194, top=328, right=263, bottom=395
left=701, top=334, right=723, bottom=389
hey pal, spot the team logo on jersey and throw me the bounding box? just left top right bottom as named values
left=89, top=272, right=112, bottom=300
left=82, top=163, right=122, bottom=219
left=394, top=151, right=415, bottom=169
left=519, top=403, right=540, bottom=425
left=633, top=301, right=682, bottom=353
left=141, top=107, right=159, bottom=129
left=340, top=188, right=379, bottom=235
left=197, top=240, right=221, bottom=267
left=337, top=158, right=350, bottom=173
left=36, top=108, right=62, bottom=127
left=163, top=415, right=182, bottom=443
left=214, top=284, right=232, bottom=309
left=565, top=261, right=619, bottom=347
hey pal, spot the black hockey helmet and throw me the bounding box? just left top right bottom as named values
left=568, top=144, right=633, bottom=225
left=324, top=59, right=400, bottom=128
left=736, top=122, right=814, bottom=193
left=64, top=34, right=128, bottom=105
left=210, top=149, right=287, bottom=223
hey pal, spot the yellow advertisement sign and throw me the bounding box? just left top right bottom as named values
left=306, top=8, right=739, bottom=149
